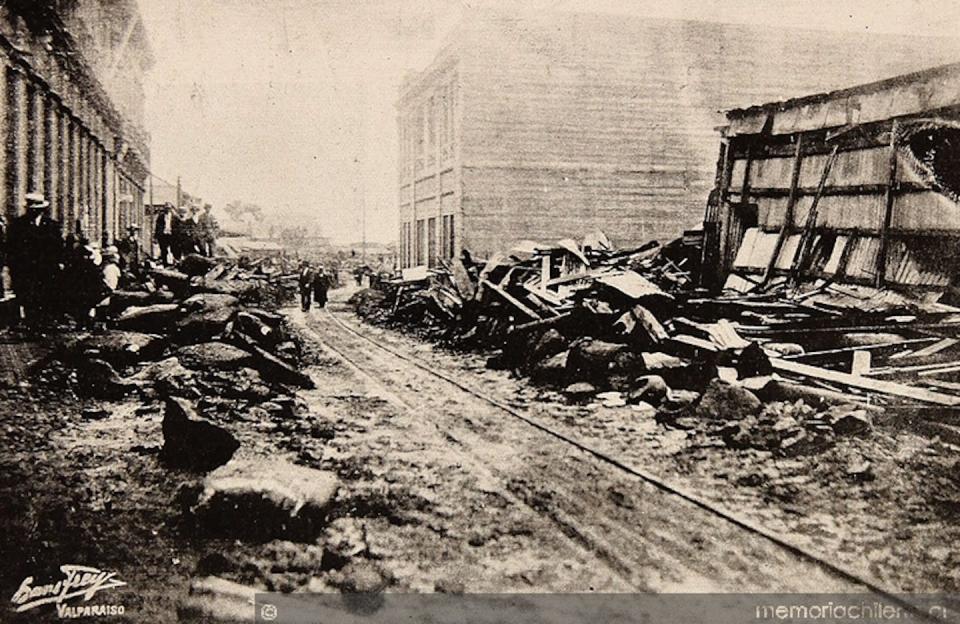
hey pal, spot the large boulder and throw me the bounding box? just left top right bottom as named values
left=529, top=350, right=569, bottom=385
left=176, top=342, right=253, bottom=371
left=115, top=303, right=181, bottom=333
left=75, top=357, right=137, bottom=399
left=693, top=379, right=762, bottom=421
left=176, top=295, right=240, bottom=343
left=192, top=458, right=339, bottom=541
left=181, top=293, right=241, bottom=313
left=108, top=289, right=175, bottom=312
left=564, top=381, right=597, bottom=403
left=130, top=357, right=199, bottom=398
left=161, top=397, right=239, bottom=472
left=242, top=342, right=315, bottom=389
left=565, top=338, right=627, bottom=383
left=525, top=329, right=568, bottom=370
left=628, top=375, right=669, bottom=406
left=72, top=331, right=165, bottom=367
left=233, top=311, right=277, bottom=347
left=176, top=576, right=259, bottom=623
left=203, top=367, right=274, bottom=402
left=178, top=253, right=220, bottom=277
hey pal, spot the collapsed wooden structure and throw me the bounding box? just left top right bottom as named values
left=703, top=61, right=960, bottom=297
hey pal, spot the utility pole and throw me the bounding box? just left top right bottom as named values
left=176, top=176, right=181, bottom=209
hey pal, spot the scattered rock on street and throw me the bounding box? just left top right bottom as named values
left=176, top=342, right=253, bottom=371
left=693, top=379, right=762, bottom=420
left=76, top=357, right=136, bottom=399
left=628, top=375, right=668, bottom=406
left=115, top=303, right=181, bottom=333
left=161, top=397, right=239, bottom=472
left=564, top=381, right=596, bottom=402
left=827, top=406, right=873, bottom=435
left=73, top=331, right=166, bottom=367
left=176, top=576, right=259, bottom=623
left=193, top=458, right=339, bottom=541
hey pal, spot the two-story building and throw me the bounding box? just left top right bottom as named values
left=397, top=12, right=960, bottom=268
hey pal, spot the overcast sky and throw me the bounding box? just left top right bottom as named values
left=137, top=0, right=960, bottom=243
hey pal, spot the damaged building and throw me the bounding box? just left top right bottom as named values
left=0, top=0, right=152, bottom=246
left=397, top=11, right=960, bottom=268
left=704, top=60, right=960, bottom=303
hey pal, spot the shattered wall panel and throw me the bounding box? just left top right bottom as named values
left=843, top=236, right=881, bottom=281
left=750, top=156, right=795, bottom=188
left=892, top=192, right=960, bottom=232
left=800, top=148, right=888, bottom=187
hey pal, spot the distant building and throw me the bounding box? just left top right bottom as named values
left=0, top=0, right=152, bottom=245
left=703, top=61, right=960, bottom=294
left=397, top=12, right=960, bottom=267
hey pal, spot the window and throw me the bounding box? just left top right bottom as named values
left=447, top=214, right=455, bottom=259
left=415, top=106, right=425, bottom=174
left=426, top=97, right=436, bottom=167
left=415, top=219, right=425, bottom=266
left=427, top=217, right=437, bottom=268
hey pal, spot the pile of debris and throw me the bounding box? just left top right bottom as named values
left=146, top=252, right=299, bottom=309
left=353, top=230, right=960, bottom=450
left=351, top=231, right=696, bottom=344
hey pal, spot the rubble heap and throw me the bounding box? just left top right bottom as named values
left=353, top=230, right=960, bottom=451
left=55, top=253, right=314, bottom=468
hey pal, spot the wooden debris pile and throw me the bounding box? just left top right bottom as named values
left=354, top=230, right=960, bottom=446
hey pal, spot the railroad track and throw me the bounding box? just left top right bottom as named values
left=293, top=304, right=944, bottom=619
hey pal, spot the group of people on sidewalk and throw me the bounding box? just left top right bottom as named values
left=0, top=192, right=143, bottom=327
left=154, top=202, right=218, bottom=265
left=298, top=261, right=332, bottom=312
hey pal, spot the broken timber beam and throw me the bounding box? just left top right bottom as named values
left=762, top=134, right=803, bottom=285
left=875, top=121, right=899, bottom=289
left=770, top=357, right=960, bottom=406
left=480, top=279, right=541, bottom=321
left=788, top=144, right=839, bottom=285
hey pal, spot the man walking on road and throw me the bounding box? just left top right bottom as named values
left=298, top=261, right=315, bottom=312
left=313, top=266, right=330, bottom=309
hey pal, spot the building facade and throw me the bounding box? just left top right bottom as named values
left=397, top=12, right=960, bottom=267
left=0, top=0, right=152, bottom=247
left=703, top=61, right=960, bottom=294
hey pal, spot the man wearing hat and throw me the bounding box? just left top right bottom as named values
left=117, top=224, right=143, bottom=277
left=154, top=203, right=175, bottom=266
left=7, top=193, right=64, bottom=322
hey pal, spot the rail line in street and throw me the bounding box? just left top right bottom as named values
left=303, top=305, right=947, bottom=620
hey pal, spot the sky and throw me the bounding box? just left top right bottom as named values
left=137, top=0, right=960, bottom=243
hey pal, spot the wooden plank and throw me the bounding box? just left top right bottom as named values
left=868, top=359, right=960, bottom=376
left=480, top=279, right=541, bottom=321
left=785, top=337, right=937, bottom=361
left=888, top=337, right=958, bottom=362
left=851, top=350, right=871, bottom=376
left=669, top=334, right=721, bottom=353
left=770, top=357, right=960, bottom=406
left=920, top=379, right=960, bottom=393
left=918, top=364, right=960, bottom=377
left=789, top=144, right=839, bottom=284
left=875, top=121, right=899, bottom=289
left=762, top=135, right=803, bottom=284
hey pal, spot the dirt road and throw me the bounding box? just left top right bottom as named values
left=291, top=296, right=866, bottom=594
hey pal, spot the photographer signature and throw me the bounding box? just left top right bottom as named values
left=10, top=565, right=126, bottom=612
